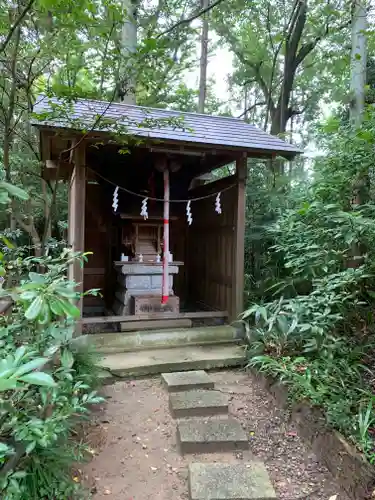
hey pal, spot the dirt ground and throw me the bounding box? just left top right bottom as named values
left=81, top=370, right=349, bottom=500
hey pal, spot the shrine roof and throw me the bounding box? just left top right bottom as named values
left=31, top=95, right=302, bottom=159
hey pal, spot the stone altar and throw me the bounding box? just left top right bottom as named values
left=112, top=261, right=183, bottom=316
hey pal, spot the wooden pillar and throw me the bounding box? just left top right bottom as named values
left=67, top=142, right=86, bottom=334
left=231, top=154, right=247, bottom=321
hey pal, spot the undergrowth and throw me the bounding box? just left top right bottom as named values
left=0, top=242, right=103, bottom=499
left=244, top=111, right=375, bottom=464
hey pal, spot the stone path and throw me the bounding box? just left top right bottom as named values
left=82, top=370, right=346, bottom=499
left=161, top=370, right=277, bottom=500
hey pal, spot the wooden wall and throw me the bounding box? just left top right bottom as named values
left=186, top=175, right=238, bottom=318
left=169, top=217, right=187, bottom=301
left=84, top=182, right=112, bottom=308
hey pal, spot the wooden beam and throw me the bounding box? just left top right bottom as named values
left=119, top=214, right=178, bottom=221
left=188, top=174, right=236, bottom=198
left=80, top=310, right=228, bottom=325
left=231, top=154, right=247, bottom=321
left=84, top=267, right=105, bottom=275
left=68, top=142, right=86, bottom=335
left=42, top=161, right=73, bottom=181
left=40, top=130, right=51, bottom=161
left=38, top=125, right=298, bottom=161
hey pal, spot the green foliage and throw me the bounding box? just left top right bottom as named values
left=0, top=183, right=28, bottom=206
left=244, top=113, right=375, bottom=463
left=0, top=248, right=103, bottom=499
left=244, top=157, right=308, bottom=304
left=248, top=350, right=373, bottom=449
left=212, top=0, right=351, bottom=133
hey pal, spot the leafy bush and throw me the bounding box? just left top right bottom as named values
left=244, top=115, right=375, bottom=464
left=0, top=248, right=103, bottom=499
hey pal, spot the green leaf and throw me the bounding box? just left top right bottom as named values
left=14, top=346, right=27, bottom=363
left=11, top=471, right=27, bottom=479
left=54, top=286, right=77, bottom=299
left=0, top=379, right=18, bottom=391
left=0, top=181, right=29, bottom=200
left=24, top=296, right=43, bottom=320
left=19, top=291, right=38, bottom=301
left=49, top=298, right=65, bottom=316
left=19, top=372, right=57, bottom=387
left=257, top=306, right=268, bottom=323
left=0, top=443, right=11, bottom=453
left=60, top=300, right=80, bottom=318
left=28, top=272, right=46, bottom=284
left=25, top=441, right=36, bottom=454
left=12, top=358, right=47, bottom=378
left=38, top=301, right=50, bottom=325
left=61, top=349, right=74, bottom=369
left=0, top=236, right=15, bottom=249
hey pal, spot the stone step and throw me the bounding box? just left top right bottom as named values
left=162, top=370, right=214, bottom=392
left=120, top=318, right=192, bottom=332
left=97, top=344, right=246, bottom=378
left=177, top=417, right=249, bottom=454
left=88, top=325, right=242, bottom=354
left=189, top=462, right=277, bottom=500
left=169, top=390, right=229, bottom=418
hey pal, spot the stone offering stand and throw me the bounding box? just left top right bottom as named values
left=112, top=261, right=183, bottom=316
left=161, top=370, right=277, bottom=500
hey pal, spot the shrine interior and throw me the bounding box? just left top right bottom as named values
left=83, top=141, right=241, bottom=321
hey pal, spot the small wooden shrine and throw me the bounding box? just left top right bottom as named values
left=32, top=96, right=301, bottom=334
left=113, top=218, right=181, bottom=316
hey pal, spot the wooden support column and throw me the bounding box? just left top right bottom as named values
left=67, top=141, right=86, bottom=334
left=231, top=154, right=247, bottom=321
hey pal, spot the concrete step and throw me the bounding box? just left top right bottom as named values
left=169, top=390, right=229, bottom=418
left=177, top=417, right=249, bottom=454
left=89, top=325, right=243, bottom=354
left=97, top=344, right=246, bottom=378
left=162, top=370, right=214, bottom=392
left=189, top=462, right=277, bottom=500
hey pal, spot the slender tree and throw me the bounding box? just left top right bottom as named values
left=117, top=0, right=138, bottom=103
left=198, top=0, right=209, bottom=113
left=350, top=0, right=367, bottom=127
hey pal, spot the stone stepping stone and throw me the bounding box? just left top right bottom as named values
left=189, top=462, right=277, bottom=500
left=162, top=370, right=214, bottom=392
left=177, top=417, right=249, bottom=454
left=169, top=390, right=229, bottom=418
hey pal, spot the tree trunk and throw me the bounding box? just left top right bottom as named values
left=350, top=1, right=369, bottom=206
left=3, top=17, right=21, bottom=229
left=198, top=0, right=209, bottom=113
left=350, top=0, right=367, bottom=127
left=42, top=179, right=52, bottom=241
left=117, top=0, right=137, bottom=104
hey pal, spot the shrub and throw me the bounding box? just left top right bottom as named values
left=244, top=115, right=375, bottom=464
left=0, top=247, right=103, bottom=499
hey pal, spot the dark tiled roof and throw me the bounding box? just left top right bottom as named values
left=31, top=95, right=302, bottom=158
